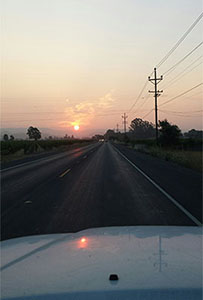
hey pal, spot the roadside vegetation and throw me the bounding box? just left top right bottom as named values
left=1, top=126, right=94, bottom=163
left=104, top=118, right=202, bottom=172
left=135, top=146, right=202, bottom=172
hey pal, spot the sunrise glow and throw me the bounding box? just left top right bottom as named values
left=1, top=1, right=202, bottom=134
left=74, top=125, right=80, bottom=131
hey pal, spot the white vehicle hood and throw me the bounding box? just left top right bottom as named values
left=1, top=226, right=202, bottom=299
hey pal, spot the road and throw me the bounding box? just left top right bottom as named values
left=1, top=142, right=202, bottom=240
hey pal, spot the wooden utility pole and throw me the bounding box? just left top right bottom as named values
left=122, top=113, right=128, bottom=133
left=148, top=68, right=163, bottom=143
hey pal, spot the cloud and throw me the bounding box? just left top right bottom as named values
left=98, top=92, right=115, bottom=109
left=59, top=91, right=115, bottom=128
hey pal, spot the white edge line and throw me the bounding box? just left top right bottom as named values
left=114, top=146, right=202, bottom=227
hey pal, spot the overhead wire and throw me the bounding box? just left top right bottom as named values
left=2, top=111, right=142, bottom=122
left=128, top=80, right=149, bottom=113
left=160, top=109, right=203, bottom=114
left=127, top=14, right=203, bottom=116
left=133, top=93, right=151, bottom=113
left=120, top=13, right=203, bottom=125
left=141, top=109, right=154, bottom=119
left=162, top=42, right=203, bottom=76
left=159, top=110, right=202, bottom=117
left=4, top=110, right=126, bottom=115
left=161, top=55, right=203, bottom=89
left=159, top=83, right=203, bottom=107
left=166, top=61, right=202, bottom=89
left=156, top=12, right=203, bottom=68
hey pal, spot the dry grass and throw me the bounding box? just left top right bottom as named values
left=148, top=147, right=202, bottom=172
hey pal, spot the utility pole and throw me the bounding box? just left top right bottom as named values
left=153, top=235, right=167, bottom=272
left=122, top=113, right=128, bottom=134
left=148, top=68, right=163, bottom=144
left=116, top=123, right=119, bottom=133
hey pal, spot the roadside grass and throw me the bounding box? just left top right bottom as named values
left=148, top=147, right=202, bottom=172
left=1, top=149, right=25, bottom=163
left=114, top=137, right=202, bottom=172
left=132, top=144, right=202, bottom=172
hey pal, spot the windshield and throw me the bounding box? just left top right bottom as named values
left=1, top=2, right=203, bottom=300
left=1, top=1, right=202, bottom=239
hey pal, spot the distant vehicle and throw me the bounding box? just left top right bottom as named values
left=1, top=226, right=202, bottom=299
left=99, top=139, right=105, bottom=142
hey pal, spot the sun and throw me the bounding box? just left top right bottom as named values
left=74, top=125, right=80, bottom=131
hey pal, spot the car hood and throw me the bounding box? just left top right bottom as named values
left=1, top=226, right=202, bottom=300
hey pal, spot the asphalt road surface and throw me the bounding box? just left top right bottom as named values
left=1, top=142, right=202, bottom=240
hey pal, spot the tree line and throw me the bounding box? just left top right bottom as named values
left=3, top=127, right=76, bottom=141
left=103, top=118, right=202, bottom=147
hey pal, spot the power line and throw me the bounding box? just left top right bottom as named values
left=119, top=14, right=203, bottom=125
left=128, top=80, right=149, bottom=113
left=2, top=112, right=126, bottom=122
left=162, top=61, right=202, bottom=90
left=132, top=94, right=150, bottom=114
left=182, top=90, right=202, bottom=98
left=128, top=15, right=203, bottom=116
left=162, top=42, right=203, bottom=76
left=156, top=12, right=203, bottom=68
left=129, top=13, right=203, bottom=112
left=142, top=109, right=154, bottom=119
left=161, top=55, right=202, bottom=89
left=3, top=111, right=123, bottom=116
left=1, top=119, right=62, bottom=123
left=160, top=83, right=203, bottom=107
left=159, top=110, right=202, bottom=117
left=160, top=109, right=203, bottom=114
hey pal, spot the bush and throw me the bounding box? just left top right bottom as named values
left=159, top=119, right=181, bottom=146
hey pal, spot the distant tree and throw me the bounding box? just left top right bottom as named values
left=10, top=135, right=15, bottom=140
left=48, top=136, right=53, bottom=139
left=184, top=129, right=203, bottom=139
left=3, top=134, right=9, bottom=141
left=129, top=118, right=155, bottom=139
left=159, top=119, right=181, bottom=146
left=71, top=135, right=74, bottom=139
left=104, top=129, right=115, bottom=140
left=92, top=134, right=104, bottom=140
left=27, top=126, right=41, bottom=141
left=64, top=134, right=68, bottom=139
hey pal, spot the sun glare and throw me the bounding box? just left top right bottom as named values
left=74, top=125, right=80, bottom=131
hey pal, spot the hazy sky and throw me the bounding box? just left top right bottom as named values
left=1, top=0, right=202, bottom=136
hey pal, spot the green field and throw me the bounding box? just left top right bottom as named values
left=1, top=139, right=93, bottom=163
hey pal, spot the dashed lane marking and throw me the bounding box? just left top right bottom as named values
left=59, top=168, right=71, bottom=178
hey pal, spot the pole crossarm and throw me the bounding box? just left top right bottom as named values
left=148, top=68, right=163, bottom=143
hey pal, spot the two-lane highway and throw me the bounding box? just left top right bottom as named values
left=1, top=142, right=202, bottom=240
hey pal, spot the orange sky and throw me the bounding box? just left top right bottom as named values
left=1, top=0, right=202, bottom=136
